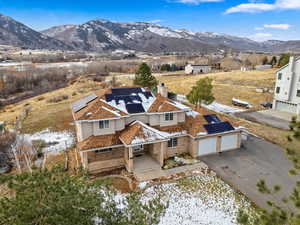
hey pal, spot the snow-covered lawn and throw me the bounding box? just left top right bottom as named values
left=27, top=129, right=75, bottom=155
left=141, top=175, right=255, bottom=225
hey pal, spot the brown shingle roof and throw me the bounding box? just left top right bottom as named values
left=73, top=97, right=127, bottom=121
left=147, top=94, right=182, bottom=113
left=119, top=121, right=167, bottom=145
left=78, top=133, right=123, bottom=151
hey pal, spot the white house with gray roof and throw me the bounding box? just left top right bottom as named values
left=273, top=56, right=300, bottom=115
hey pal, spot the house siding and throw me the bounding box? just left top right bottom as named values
left=79, top=121, right=93, bottom=142
left=160, top=113, right=178, bottom=127
left=149, top=114, right=160, bottom=126
left=164, top=136, right=190, bottom=159
left=125, top=114, right=149, bottom=125
left=115, top=119, right=125, bottom=131
left=93, top=120, right=115, bottom=136
left=273, top=57, right=300, bottom=115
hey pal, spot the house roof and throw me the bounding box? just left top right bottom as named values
left=147, top=94, right=189, bottom=113
left=78, top=133, right=123, bottom=151
left=73, top=96, right=127, bottom=121
left=119, top=121, right=167, bottom=146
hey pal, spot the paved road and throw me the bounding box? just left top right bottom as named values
left=201, top=135, right=300, bottom=211
left=235, top=111, right=290, bottom=130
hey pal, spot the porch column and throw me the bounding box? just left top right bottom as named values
left=125, top=147, right=133, bottom=173
left=216, top=136, right=221, bottom=153
left=80, top=151, right=88, bottom=169
left=159, top=142, right=166, bottom=167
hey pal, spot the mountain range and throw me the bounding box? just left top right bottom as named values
left=0, top=13, right=300, bottom=53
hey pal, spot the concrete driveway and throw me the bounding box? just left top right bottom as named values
left=201, top=135, right=300, bottom=211
left=235, top=111, right=290, bottom=130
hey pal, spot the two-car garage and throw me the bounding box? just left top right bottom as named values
left=197, top=132, right=241, bottom=157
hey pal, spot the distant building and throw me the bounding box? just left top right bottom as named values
left=273, top=56, right=300, bottom=115
left=255, top=65, right=272, bottom=70
left=240, top=66, right=252, bottom=72
left=185, top=64, right=212, bottom=75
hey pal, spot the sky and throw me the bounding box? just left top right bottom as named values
left=0, top=0, right=299, bottom=42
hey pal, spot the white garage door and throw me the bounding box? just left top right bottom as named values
left=276, top=101, right=297, bottom=114
left=198, top=137, right=217, bottom=156
left=221, top=134, right=238, bottom=152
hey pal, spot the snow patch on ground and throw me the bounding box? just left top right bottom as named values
left=203, top=102, right=245, bottom=114
left=141, top=175, right=254, bottom=225
left=28, top=129, right=75, bottom=155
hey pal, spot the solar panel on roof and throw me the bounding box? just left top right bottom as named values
left=204, top=114, right=221, bottom=124
left=72, top=93, right=97, bottom=113
left=125, top=104, right=145, bottom=114
left=144, top=91, right=153, bottom=99
left=112, top=88, right=143, bottom=96
left=204, top=122, right=235, bottom=134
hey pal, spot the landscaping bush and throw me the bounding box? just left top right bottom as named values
left=47, top=95, right=69, bottom=103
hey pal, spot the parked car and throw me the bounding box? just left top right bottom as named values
left=232, top=98, right=252, bottom=109
left=261, top=102, right=273, bottom=109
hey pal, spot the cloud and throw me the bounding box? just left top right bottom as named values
left=171, top=0, right=224, bottom=5
left=264, top=24, right=291, bottom=29
left=148, top=19, right=163, bottom=24
left=254, top=32, right=273, bottom=37
left=249, top=32, right=273, bottom=41
left=226, top=0, right=300, bottom=14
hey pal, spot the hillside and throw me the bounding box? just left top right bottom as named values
left=0, top=14, right=73, bottom=50
left=0, top=13, right=299, bottom=53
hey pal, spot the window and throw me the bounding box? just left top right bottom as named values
left=133, top=145, right=144, bottom=152
left=278, top=73, right=282, bottom=80
left=297, top=90, right=300, bottom=97
left=276, top=87, right=280, bottom=94
left=99, top=120, right=109, bottom=129
left=168, top=138, right=178, bottom=148
left=165, top=113, right=174, bottom=121
left=95, top=148, right=112, bottom=153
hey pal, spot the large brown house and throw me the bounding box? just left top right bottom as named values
left=72, top=85, right=242, bottom=174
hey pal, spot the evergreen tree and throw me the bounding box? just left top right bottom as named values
left=187, top=77, right=215, bottom=108
left=270, top=56, right=277, bottom=67
left=160, top=64, right=171, bottom=72
left=134, top=63, right=158, bottom=89
left=237, top=118, right=300, bottom=225
left=278, top=54, right=290, bottom=67
left=0, top=167, right=166, bottom=225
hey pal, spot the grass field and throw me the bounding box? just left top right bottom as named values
left=0, top=77, right=105, bottom=133
left=118, top=69, right=276, bottom=108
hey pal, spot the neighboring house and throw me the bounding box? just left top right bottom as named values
left=72, top=85, right=242, bottom=174
left=240, top=66, right=252, bottom=72
left=273, top=56, right=300, bottom=115
left=255, top=65, right=272, bottom=70
left=185, top=64, right=212, bottom=75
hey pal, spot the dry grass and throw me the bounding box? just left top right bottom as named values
left=158, top=69, right=276, bottom=108
left=0, top=77, right=106, bottom=133
left=118, top=69, right=276, bottom=108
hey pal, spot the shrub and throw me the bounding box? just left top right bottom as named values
left=47, top=95, right=69, bottom=103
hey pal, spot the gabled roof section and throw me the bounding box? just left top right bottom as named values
left=119, top=121, right=168, bottom=146
left=78, top=133, right=123, bottom=151
left=72, top=95, right=127, bottom=121
left=147, top=94, right=190, bottom=113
